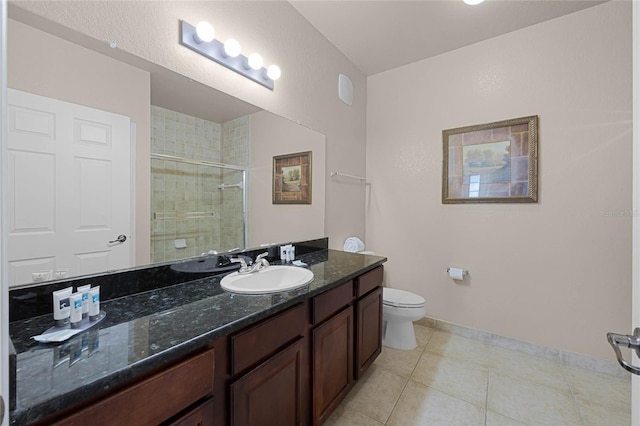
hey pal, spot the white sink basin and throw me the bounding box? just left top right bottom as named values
left=220, top=265, right=314, bottom=294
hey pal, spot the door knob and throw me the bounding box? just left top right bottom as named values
left=607, top=327, right=640, bottom=375
left=109, top=234, right=127, bottom=244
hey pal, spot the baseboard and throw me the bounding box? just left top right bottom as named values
left=415, top=316, right=628, bottom=379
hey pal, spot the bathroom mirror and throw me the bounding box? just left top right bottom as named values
left=6, top=6, right=326, bottom=287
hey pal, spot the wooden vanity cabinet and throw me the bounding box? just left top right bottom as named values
left=28, top=265, right=384, bottom=426
left=216, top=266, right=383, bottom=426
left=312, top=306, right=353, bottom=425
left=167, top=398, right=215, bottom=426
left=310, top=266, right=384, bottom=424
left=225, top=303, right=308, bottom=426
left=229, top=303, right=306, bottom=376
left=354, top=266, right=384, bottom=379
left=311, top=281, right=355, bottom=425
left=355, top=287, right=382, bottom=378
left=230, top=339, right=304, bottom=426
left=49, top=349, right=215, bottom=426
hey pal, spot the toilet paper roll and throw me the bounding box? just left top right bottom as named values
left=449, top=267, right=464, bottom=280
left=174, top=239, right=187, bottom=249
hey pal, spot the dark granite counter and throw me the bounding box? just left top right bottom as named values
left=9, top=248, right=386, bottom=425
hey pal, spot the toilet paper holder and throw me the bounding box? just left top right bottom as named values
left=446, top=268, right=469, bottom=277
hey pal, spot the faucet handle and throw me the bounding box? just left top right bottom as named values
left=230, top=257, right=249, bottom=272
left=256, top=252, right=269, bottom=261
left=255, top=252, right=270, bottom=269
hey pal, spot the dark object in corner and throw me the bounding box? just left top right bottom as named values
left=170, top=255, right=251, bottom=274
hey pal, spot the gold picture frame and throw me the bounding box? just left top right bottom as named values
left=442, top=115, right=539, bottom=204
left=273, top=151, right=312, bottom=204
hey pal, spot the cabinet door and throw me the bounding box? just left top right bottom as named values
left=312, top=306, right=354, bottom=426
left=355, top=287, right=382, bottom=379
left=230, top=338, right=303, bottom=426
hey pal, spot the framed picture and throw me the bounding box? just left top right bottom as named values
left=442, top=115, right=538, bottom=204
left=273, top=151, right=312, bottom=204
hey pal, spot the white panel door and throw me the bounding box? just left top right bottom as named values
left=1, top=4, right=8, bottom=423
left=7, top=89, right=132, bottom=286
left=633, top=4, right=639, bottom=425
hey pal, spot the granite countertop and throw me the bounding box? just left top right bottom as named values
left=9, top=249, right=386, bottom=425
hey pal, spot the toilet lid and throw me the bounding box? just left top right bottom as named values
left=383, top=287, right=425, bottom=308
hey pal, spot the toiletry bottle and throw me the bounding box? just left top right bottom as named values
left=77, top=284, right=91, bottom=319
left=89, top=286, right=101, bottom=321
left=53, top=287, right=73, bottom=327
left=69, top=293, right=83, bottom=328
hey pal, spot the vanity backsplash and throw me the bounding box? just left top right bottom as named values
left=9, top=237, right=328, bottom=322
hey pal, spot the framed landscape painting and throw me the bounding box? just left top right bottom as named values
left=442, top=115, right=539, bottom=204
left=273, top=151, right=312, bottom=204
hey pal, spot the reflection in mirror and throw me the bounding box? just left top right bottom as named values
left=6, top=7, right=326, bottom=287
left=150, top=107, right=249, bottom=262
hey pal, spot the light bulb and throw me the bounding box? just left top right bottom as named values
left=267, top=65, right=281, bottom=81
left=224, top=39, right=241, bottom=58
left=463, top=0, right=484, bottom=5
left=194, top=21, right=215, bottom=43
left=247, top=53, right=263, bottom=70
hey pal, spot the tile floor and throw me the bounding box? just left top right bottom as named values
left=325, top=324, right=632, bottom=426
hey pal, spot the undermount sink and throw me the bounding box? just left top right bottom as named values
left=220, top=265, right=314, bottom=294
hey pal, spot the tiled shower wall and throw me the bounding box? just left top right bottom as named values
left=221, top=116, right=250, bottom=250
left=150, top=106, right=249, bottom=263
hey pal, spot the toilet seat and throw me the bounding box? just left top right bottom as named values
left=383, top=287, right=425, bottom=308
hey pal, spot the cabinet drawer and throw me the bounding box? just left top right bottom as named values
left=55, top=349, right=214, bottom=426
left=231, top=303, right=305, bottom=375
left=355, top=266, right=383, bottom=297
left=312, top=280, right=353, bottom=325
left=168, top=397, right=214, bottom=426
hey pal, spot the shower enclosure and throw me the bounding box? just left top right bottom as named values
left=150, top=106, right=250, bottom=263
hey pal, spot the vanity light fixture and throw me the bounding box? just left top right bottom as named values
left=463, top=0, right=485, bottom=4
left=179, top=20, right=280, bottom=90
left=266, top=65, right=281, bottom=81
left=246, top=53, right=263, bottom=71
left=223, top=38, right=241, bottom=58
left=194, top=21, right=215, bottom=43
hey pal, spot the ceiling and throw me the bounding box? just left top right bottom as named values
left=10, top=1, right=607, bottom=123
left=289, top=0, right=607, bottom=76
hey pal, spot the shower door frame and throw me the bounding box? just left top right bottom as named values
left=150, top=153, right=249, bottom=253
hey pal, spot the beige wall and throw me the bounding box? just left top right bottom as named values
left=7, top=18, right=151, bottom=266
left=10, top=0, right=367, bottom=250
left=8, top=0, right=628, bottom=360
left=366, top=1, right=632, bottom=359
left=249, top=111, right=326, bottom=247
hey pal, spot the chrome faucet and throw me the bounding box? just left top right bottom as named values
left=231, top=252, right=270, bottom=275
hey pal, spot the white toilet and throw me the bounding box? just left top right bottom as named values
left=382, top=287, right=427, bottom=350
